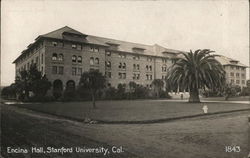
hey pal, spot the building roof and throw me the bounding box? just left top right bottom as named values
left=215, top=55, right=247, bottom=67
left=14, top=26, right=184, bottom=63
left=39, top=26, right=183, bottom=57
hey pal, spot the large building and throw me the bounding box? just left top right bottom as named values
left=13, top=26, right=247, bottom=97
left=215, top=55, right=247, bottom=88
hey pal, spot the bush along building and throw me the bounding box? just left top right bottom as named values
left=13, top=26, right=247, bottom=98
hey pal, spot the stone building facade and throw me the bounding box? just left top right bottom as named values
left=13, top=26, right=247, bottom=97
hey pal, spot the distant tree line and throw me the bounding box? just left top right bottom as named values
left=2, top=49, right=249, bottom=104
left=1, top=64, right=171, bottom=107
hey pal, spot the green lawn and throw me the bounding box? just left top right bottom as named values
left=15, top=100, right=250, bottom=122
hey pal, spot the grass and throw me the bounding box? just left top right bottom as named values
left=1, top=105, right=137, bottom=158
left=15, top=99, right=250, bottom=122
left=1, top=103, right=249, bottom=158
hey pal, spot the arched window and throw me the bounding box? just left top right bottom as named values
left=137, top=64, right=140, bottom=70
left=95, top=58, right=99, bottom=64
left=78, top=56, right=82, bottom=63
left=133, top=64, right=136, bottom=70
left=52, top=53, right=57, bottom=60
left=90, top=57, right=94, bottom=65
left=118, top=63, right=122, bottom=69
left=149, top=65, right=152, bottom=71
left=123, top=63, right=126, bottom=69
left=146, top=65, right=148, bottom=71
left=72, top=55, right=77, bottom=62
left=106, top=61, right=111, bottom=68
left=58, top=54, right=64, bottom=61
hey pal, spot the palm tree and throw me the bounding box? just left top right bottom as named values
left=167, top=49, right=225, bottom=103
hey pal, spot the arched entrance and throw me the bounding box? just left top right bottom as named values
left=53, top=79, right=63, bottom=99
left=66, top=80, right=75, bottom=91
left=64, top=80, right=76, bottom=99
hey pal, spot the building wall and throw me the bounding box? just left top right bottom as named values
left=224, top=65, right=246, bottom=88
left=15, top=42, right=45, bottom=77
left=15, top=38, right=247, bottom=94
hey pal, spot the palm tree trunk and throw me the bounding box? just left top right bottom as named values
left=189, top=88, right=200, bottom=103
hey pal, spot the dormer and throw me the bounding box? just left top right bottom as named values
left=62, top=31, right=88, bottom=43
left=229, top=59, right=239, bottom=64
left=132, top=47, right=145, bottom=53
left=106, top=42, right=120, bottom=50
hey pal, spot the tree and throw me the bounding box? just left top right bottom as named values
left=1, top=84, right=17, bottom=99
left=167, top=49, right=225, bottom=103
left=129, top=81, right=137, bottom=92
left=117, top=83, right=127, bottom=99
left=16, top=69, right=29, bottom=99
left=128, top=81, right=137, bottom=99
left=79, top=70, right=106, bottom=108
left=152, top=79, right=164, bottom=98
left=29, top=65, right=51, bottom=97
left=224, top=84, right=241, bottom=100
left=15, top=64, right=51, bottom=100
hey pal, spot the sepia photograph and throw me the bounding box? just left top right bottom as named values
left=0, top=0, right=249, bottom=158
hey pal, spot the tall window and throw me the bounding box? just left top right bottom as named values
left=77, top=68, right=82, bottom=76
left=106, top=61, right=111, bottom=69
left=162, top=66, right=167, bottom=72
left=119, top=63, right=122, bottom=69
left=72, top=67, right=77, bottom=75
left=72, top=44, right=77, bottom=49
left=95, top=58, right=99, bottom=65
left=230, top=72, right=234, bottom=77
left=58, top=54, right=64, bottom=61
left=78, top=56, right=82, bottom=63
left=146, top=74, right=152, bottom=80
left=90, top=57, right=94, bottom=65
left=137, top=64, right=140, bottom=70
left=162, top=58, right=167, bottom=63
left=133, top=73, right=140, bottom=80
left=58, top=66, right=64, bottom=74
left=52, top=66, right=57, bottom=74
left=236, top=73, right=240, bottom=77
left=133, top=64, right=136, bottom=70
left=72, top=55, right=77, bottom=62
left=123, top=63, right=126, bottom=69
left=52, top=53, right=57, bottom=60
left=118, top=73, right=126, bottom=79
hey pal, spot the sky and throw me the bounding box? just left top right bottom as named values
left=1, top=0, right=249, bottom=86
